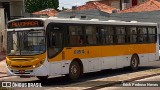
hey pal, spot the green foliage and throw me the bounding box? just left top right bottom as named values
left=25, top=0, right=59, bottom=13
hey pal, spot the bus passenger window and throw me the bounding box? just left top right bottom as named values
left=137, top=27, right=147, bottom=43
left=129, top=27, right=137, bottom=43
left=100, top=26, right=114, bottom=44
left=131, top=30, right=137, bottom=43
left=148, top=27, right=156, bottom=43
left=85, top=26, right=97, bottom=45
left=100, top=28, right=106, bottom=44
left=116, top=27, right=125, bottom=44
left=107, top=27, right=114, bottom=44
left=68, top=26, right=83, bottom=46
left=78, top=35, right=84, bottom=44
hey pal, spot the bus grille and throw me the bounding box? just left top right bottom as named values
left=11, top=65, right=32, bottom=68
left=11, top=70, right=33, bottom=74
left=9, top=57, right=35, bottom=61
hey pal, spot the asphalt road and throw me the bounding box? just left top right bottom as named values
left=2, top=65, right=160, bottom=90
left=98, top=75, right=160, bottom=90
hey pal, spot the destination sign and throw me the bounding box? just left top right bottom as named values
left=8, top=20, right=44, bottom=29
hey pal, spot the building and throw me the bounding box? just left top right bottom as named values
left=57, top=9, right=110, bottom=20
left=119, top=0, right=160, bottom=13
left=32, top=8, right=58, bottom=17
left=0, top=0, right=26, bottom=52
left=75, top=1, right=117, bottom=13
left=84, top=0, right=157, bottom=10
left=0, top=8, right=5, bottom=52
left=0, top=0, right=29, bottom=21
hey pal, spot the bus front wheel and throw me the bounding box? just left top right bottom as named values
left=130, top=55, right=139, bottom=71
left=68, top=61, right=81, bottom=80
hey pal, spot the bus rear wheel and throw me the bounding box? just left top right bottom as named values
left=69, top=61, right=81, bottom=80
left=130, top=55, right=139, bottom=71
left=37, top=76, right=48, bottom=81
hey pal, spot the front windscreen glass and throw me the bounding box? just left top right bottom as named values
left=7, top=30, right=45, bottom=55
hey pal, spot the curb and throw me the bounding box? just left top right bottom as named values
left=84, top=73, right=160, bottom=90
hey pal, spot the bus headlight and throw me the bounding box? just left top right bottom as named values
left=32, top=65, right=36, bottom=68
left=32, top=59, right=45, bottom=68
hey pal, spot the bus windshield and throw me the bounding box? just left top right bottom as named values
left=7, top=30, right=45, bottom=55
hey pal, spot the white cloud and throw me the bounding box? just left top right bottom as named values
left=72, top=2, right=84, bottom=6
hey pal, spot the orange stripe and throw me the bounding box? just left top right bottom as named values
left=49, top=43, right=156, bottom=62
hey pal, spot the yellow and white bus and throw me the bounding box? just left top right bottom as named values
left=6, top=17, right=159, bottom=80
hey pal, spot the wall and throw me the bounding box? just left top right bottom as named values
left=0, top=8, right=6, bottom=52
left=10, top=1, right=23, bottom=16
left=122, top=0, right=132, bottom=9
left=109, top=0, right=121, bottom=10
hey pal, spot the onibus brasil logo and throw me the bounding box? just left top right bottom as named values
left=1, top=82, right=42, bottom=88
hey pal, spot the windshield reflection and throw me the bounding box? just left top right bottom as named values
left=7, top=30, right=45, bottom=55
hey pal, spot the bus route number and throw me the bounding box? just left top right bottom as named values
left=74, top=50, right=85, bottom=54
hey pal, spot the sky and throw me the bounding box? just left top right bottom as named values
left=59, top=0, right=96, bottom=9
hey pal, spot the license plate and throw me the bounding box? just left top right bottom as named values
left=19, top=70, right=25, bottom=74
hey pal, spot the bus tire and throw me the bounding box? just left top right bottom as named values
left=37, top=76, right=48, bottom=81
left=130, top=55, right=139, bottom=71
left=69, top=61, right=81, bottom=80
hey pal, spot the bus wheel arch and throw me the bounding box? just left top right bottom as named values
left=68, top=58, right=84, bottom=80
left=130, top=54, right=140, bottom=71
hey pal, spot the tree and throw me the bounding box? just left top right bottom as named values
left=25, top=0, right=59, bottom=13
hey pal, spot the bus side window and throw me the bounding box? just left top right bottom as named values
left=137, top=27, right=148, bottom=43
left=85, top=26, right=97, bottom=45
left=100, top=26, right=114, bottom=44
left=129, top=27, right=137, bottom=43
left=68, top=26, right=83, bottom=46
left=131, top=30, right=137, bottom=43
left=78, top=35, right=84, bottom=44
left=100, top=28, right=106, bottom=44
left=116, top=27, right=125, bottom=44
left=148, top=27, right=156, bottom=43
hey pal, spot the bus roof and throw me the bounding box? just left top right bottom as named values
left=7, top=18, right=47, bottom=23
left=46, top=17, right=158, bottom=26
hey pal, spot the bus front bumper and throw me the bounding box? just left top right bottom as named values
left=6, top=64, right=49, bottom=77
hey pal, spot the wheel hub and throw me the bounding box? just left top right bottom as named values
left=132, top=58, right=137, bottom=67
